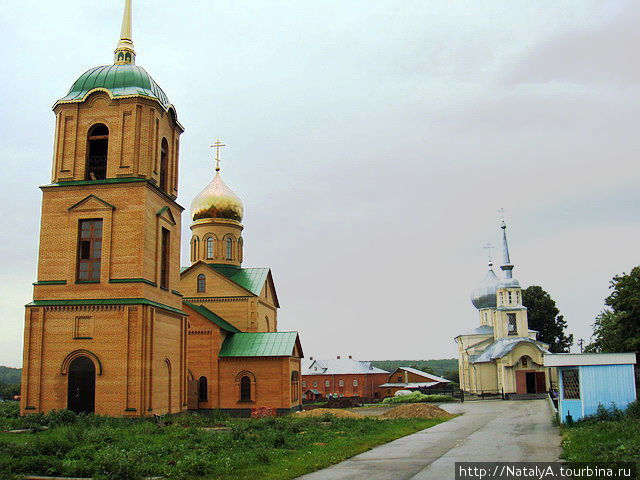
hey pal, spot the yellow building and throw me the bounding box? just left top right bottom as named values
left=455, top=222, right=553, bottom=397
left=20, top=0, right=302, bottom=417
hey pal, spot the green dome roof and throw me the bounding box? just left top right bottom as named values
left=55, top=64, right=171, bottom=110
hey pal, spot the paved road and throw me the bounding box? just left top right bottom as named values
left=296, top=399, right=561, bottom=480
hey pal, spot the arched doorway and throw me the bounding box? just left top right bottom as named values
left=67, top=356, right=95, bottom=413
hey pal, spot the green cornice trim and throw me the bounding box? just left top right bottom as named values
left=41, top=178, right=185, bottom=212
left=33, top=280, right=67, bottom=285
left=26, top=298, right=186, bottom=316
left=109, top=278, right=157, bottom=287
left=43, top=177, right=148, bottom=188
left=171, top=290, right=183, bottom=297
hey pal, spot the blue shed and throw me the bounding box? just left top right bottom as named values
left=544, top=352, right=637, bottom=423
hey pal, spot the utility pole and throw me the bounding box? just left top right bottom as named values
left=577, top=339, right=584, bottom=353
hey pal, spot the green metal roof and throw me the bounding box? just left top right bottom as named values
left=219, top=331, right=300, bottom=357
left=206, top=264, right=270, bottom=296
left=183, top=301, right=240, bottom=333
left=55, top=64, right=172, bottom=111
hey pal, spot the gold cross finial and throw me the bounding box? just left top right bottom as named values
left=211, top=140, right=226, bottom=172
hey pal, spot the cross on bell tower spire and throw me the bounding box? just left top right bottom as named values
left=114, top=0, right=136, bottom=64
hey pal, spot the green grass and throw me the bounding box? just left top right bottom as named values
left=0, top=403, right=450, bottom=480
left=561, top=401, right=640, bottom=477
left=381, top=392, right=458, bottom=404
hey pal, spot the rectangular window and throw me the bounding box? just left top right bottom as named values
left=313, top=381, right=318, bottom=387
left=397, top=376, right=403, bottom=382
left=562, top=369, right=580, bottom=399
left=507, top=313, right=517, bottom=335
left=338, top=379, right=344, bottom=387
left=302, top=381, right=306, bottom=388
left=508, top=291, right=512, bottom=303
left=77, top=219, right=102, bottom=282
left=353, top=379, right=358, bottom=387
left=160, top=227, right=170, bottom=289
left=325, top=380, right=330, bottom=387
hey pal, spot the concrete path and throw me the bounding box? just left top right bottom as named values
left=296, top=400, right=561, bottom=480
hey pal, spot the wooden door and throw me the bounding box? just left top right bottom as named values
left=515, top=371, right=527, bottom=394
left=535, top=372, right=546, bottom=393
left=187, top=380, right=199, bottom=410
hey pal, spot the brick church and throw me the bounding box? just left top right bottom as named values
left=20, top=0, right=302, bottom=417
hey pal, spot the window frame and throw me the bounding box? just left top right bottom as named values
left=160, top=227, right=170, bottom=289
left=197, top=274, right=206, bottom=293
left=77, top=219, right=103, bottom=283
left=225, top=237, right=233, bottom=260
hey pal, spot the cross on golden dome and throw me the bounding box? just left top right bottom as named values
left=211, top=140, right=226, bottom=172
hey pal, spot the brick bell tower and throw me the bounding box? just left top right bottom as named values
left=20, top=0, right=187, bottom=416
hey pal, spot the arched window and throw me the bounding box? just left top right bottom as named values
left=159, top=138, right=169, bottom=192
left=198, top=376, right=208, bottom=402
left=197, top=274, right=206, bottom=293
left=238, top=238, right=243, bottom=263
left=86, top=124, right=109, bottom=180
left=226, top=237, right=233, bottom=260
left=206, top=237, right=214, bottom=259
left=291, top=371, right=299, bottom=402
left=191, top=236, right=199, bottom=262
left=240, top=376, right=251, bottom=402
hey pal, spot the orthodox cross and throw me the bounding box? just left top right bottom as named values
left=483, top=242, right=494, bottom=264
left=211, top=140, right=226, bottom=172
left=498, top=207, right=506, bottom=221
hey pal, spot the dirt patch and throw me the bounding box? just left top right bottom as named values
left=296, top=408, right=366, bottom=419
left=380, top=403, right=453, bottom=420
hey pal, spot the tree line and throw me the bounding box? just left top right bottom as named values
left=523, top=266, right=640, bottom=354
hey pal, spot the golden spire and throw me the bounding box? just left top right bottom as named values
left=114, top=0, right=136, bottom=65
left=211, top=140, right=226, bottom=173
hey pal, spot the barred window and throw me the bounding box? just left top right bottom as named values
left=507, top=313, right=517, bottom=335
left=562, top=369, right=580, bottom=399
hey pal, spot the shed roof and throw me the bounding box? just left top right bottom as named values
left=183, top=301, right=239, bottom=333
left=544, top=352, right=637, bottom=367
left=379, top=382, right=439, bottom=389
left=219, top=331, right=301, bottom=357
left=392, top=367, right=451, bottom=383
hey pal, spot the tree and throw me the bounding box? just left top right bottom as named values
left=586, top=267, right=640, bottom=353
left=522, top=285, right=573, bottom=352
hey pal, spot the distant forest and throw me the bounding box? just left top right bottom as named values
left=369, top=359, right=458, bottom=381
left=0, top=366, right=21, bottom=398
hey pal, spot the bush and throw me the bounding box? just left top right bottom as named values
left=382, top=392, right=457, bottom=404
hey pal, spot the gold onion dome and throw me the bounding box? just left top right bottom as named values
left=190, top=173, right=244, bottom=223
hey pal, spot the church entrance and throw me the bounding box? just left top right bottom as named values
left=525, top=372, right=536, bottom=393
left=67, top=356, right=95, bottom=414
left=516, top=370, right=546, bottom=394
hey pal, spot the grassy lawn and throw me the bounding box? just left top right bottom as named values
left=0, top=403, right=450, bottom=480
left=561, top=401, right=640, bottom=477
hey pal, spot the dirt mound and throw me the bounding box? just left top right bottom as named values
left=380, top=403, right=452, bottom=419
left=297, top=408, right=366, bottom=419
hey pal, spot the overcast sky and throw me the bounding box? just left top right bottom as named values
left=1, top=0, right=639, bottom=367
